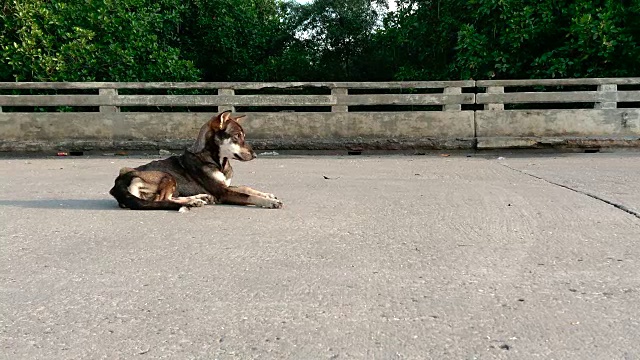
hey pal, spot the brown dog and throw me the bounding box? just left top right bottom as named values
left=109, top=111, right=282, bottom=211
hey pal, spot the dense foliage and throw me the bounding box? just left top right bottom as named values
left=1, top=0, right=638, bottom=82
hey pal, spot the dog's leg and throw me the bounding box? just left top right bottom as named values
left=154, top=176, right=176, bottom=201
left=229, top=186, right=277, bottom=199
left=218, top=188, right=283, bottom=208
left=190, top=194, right=217, bottom=203
left=127, top=178, right=145, bottom=198
left=180, top=156, right=282, bottom=209
left=170, top=194, right=216, bottom=206
left=168, top=194, right=217, bottom=213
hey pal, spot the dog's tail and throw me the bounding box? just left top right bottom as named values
left=109, top=172, right=184, bottom=211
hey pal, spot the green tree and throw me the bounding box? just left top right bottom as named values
left=284, top=0, right=388, bottom=81
left=454, top=0, right=640, bottom=79
left=376, top=0, right=467, bottom=80
left=2, top=0, right=639, bottom=83
left=179, top=0, right=294, bottom=81
left=0, top=0, right=199, bottom=82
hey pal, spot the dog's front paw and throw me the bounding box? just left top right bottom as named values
left=264, top=193, right=278, bottom=200
left=194, top=194, right=216, bottom=204
left=178, top=198, right=208, bottom=212
left=185, top=198, right=207, bottom=208
left=267, top=198, right=283, bottom=209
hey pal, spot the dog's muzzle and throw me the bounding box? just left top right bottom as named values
left=234, top=151, right=256, bottom=161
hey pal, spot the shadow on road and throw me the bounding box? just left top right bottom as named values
left=0, top=199, right=119, bottom=210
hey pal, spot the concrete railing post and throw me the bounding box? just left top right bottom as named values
left=99, top=88, right=119, bottom=113
left=331, top=88, right=348, bottom=112
left=444, top=87, right=462, bottom=111
left=217, top=88, right=235, bottom=113
left=595, top=84, right=617, bottom=109
left=484, top=86, right=504, bottom=110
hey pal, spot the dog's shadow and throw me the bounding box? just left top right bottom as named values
left=0, top=199, right=119, bottom=210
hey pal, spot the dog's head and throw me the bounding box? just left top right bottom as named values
left=189, top=110, right=256, bottom=162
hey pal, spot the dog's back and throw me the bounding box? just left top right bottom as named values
left=134, top=156, right=209, bottom=196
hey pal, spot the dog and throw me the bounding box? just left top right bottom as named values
left=109, top=110, right=283, bottom=211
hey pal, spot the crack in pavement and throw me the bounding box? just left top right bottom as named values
left=498, top=162, right=640, bottom=220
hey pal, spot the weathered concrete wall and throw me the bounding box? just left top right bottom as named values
left=0, top=111, right=476, bottom=151
left=476, top=109, right=640, bottom=137
left=3, top=109, right=640, bottom=151
left=476, top=109, right=640, bottom=149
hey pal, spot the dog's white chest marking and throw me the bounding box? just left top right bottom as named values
left=211, top=170, right=231, bottom=186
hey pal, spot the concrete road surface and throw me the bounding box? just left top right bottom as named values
left=1, top=152, right=639, bottom=359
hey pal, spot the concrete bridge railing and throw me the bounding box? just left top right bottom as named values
left=0, top=79, right=639, bottom=152
left=476, top=78, right=640, bottom=149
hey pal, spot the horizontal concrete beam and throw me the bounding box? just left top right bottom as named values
left=477, top=91, right=640, bottom=104
left=0, top=112, right=475, bottom=151
left=0, top=81, right=476, bottom=90
left=477, top=78, right=640, bottom=86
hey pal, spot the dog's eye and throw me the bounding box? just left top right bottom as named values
left=232, top=134, right=241, bottom=141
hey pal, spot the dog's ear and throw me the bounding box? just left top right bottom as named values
left=204, top=110, right=232, bottom=132
left=188, top=111, right=232, bottom=153
left=212, top=110, right=232, bottom=130
left=231, top=114, right=246, bottom=122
